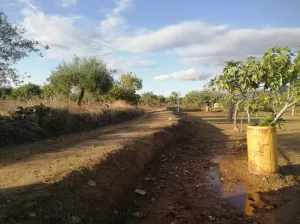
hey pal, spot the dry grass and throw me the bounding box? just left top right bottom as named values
left=0, top=99, right=135, bottom=115
left=0, top=100, right=142, bottom=147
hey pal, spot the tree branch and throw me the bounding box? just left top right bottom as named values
left=287, top=99, right=300, bottom=108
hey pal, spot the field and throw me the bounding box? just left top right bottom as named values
left=0, top=106, right=299, bottom=223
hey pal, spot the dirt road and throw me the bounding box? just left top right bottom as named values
left=0, top=109, right=182, bottom=223
left=1, top=109, right=299, bottom=223
left=109, top=112, right=300, bottom=224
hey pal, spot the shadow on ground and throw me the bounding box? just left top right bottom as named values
left=0, top=117, right=192, bottom=224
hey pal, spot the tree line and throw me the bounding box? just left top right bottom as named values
left=0, top=57, right=143, bottom=106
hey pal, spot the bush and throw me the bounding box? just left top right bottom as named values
left=11, top=83, right=41, bottom=100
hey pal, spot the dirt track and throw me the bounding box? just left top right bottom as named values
left=0, top=109, right=300, bottom=224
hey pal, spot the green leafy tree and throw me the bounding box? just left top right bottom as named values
left=253, top=46, right=300, bottom=124
left=41, top=84, right=56, bottom=100
left=119, top=72, right=142, bottom=92
left=0, top=86, right=12, bottom=99
left=140, top=91, right=157, bottom=106
left=210, top=59, right=258, bottom=129
left=109, top=73, right=142, bottom=105
left=184, top=90, right=222, bottom=111
left=169, top=91, right=180, bottom=104
left=48, top=56, right=114, bottom=106
left=0, top=11, right=48, bottom=86
left=184, top=91, right=202, bottom=106
left=12, top=83, right=41, bottom=100
left=156, top=95, right=166, bottom=106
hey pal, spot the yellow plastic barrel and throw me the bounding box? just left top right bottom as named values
left=246, top=126, right=278, bottom=174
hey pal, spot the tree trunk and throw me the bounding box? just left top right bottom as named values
left=292, top=105, right=296, bottom=116
left=273, top=103, right=288, bottom=123
left=227, top=103, right=234, bottom=121
left=77, top=88, right=85, bottom=106
left=272, top=103, right=277, bottom=114
left=240, top=112, right=244, bottom=132
left=233, top=101, right=241, bottom=131
left=205, top=105, right=209, bottom=112
left=247, top=110, right=251, bottom=123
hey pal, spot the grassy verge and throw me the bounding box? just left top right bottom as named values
left=0, top=100, right=143, bottom=146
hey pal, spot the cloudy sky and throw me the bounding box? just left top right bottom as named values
left=2, top=0, right=300, bottom=95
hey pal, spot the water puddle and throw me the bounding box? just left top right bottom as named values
left=205, top=165, right=264, bottom=216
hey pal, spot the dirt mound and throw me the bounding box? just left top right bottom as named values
left=0, top=104, right=142, bottom=146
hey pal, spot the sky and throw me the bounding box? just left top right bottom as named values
left=1, top=0, right=300, bottom=96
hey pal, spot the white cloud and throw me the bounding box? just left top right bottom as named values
left=112, top=0, right=132, bottom=14
left=20, top=6, right=156, bottom=73
left=113, top=21, right=300, bottom=67
left=116, top=21, right=228, bottom=52
left=100, top=16, right=125, bottom=30
left=17, top=0, right=300, bottom=77
left=179, top=56, right=243, bottom=67
left=19, top=0, right=37, bottom=9
left=21, top=7, right=111, bottom=60
left=154, top=68, right=212, bottom=81
left=99, top=0, right=132, bottom=32
left=59, top=0, right=79, bottom=7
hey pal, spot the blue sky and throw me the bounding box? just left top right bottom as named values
left=2, top=0, right=300, bottom=96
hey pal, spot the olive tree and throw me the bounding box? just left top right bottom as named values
left=0, top=11, right=48, bottom=86
left=157, top=95, right=166, bottom=106
left=11, top=83, right=41, bottom=100
left=140, top=91, right=157, bottom=106
left=119, top=72, right=142, bottom=92
left=109, top=72, right=142, bottom=105
left=49, top=56, right=114, bottom=106
left=0, top=86, right=12, bottom=99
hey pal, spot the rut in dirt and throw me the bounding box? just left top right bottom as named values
left=107, top=114, right=256, bottom=224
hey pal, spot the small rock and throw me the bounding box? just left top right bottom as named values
left=6, top=199, right=11, bottom=203
left=208, top=215, right=215, bottom=221
left=266, top=205, right=274, bottom=210
left=87, top=180, right=96, bottom=187
left=151, top=198, right=156, bottom=201
left=134, top=189, right=146, bottom=196
left=144, top=177, right=155, bottom=181
left=220, top=177, right=225, bottom=181
left=168, top=118, right=172, bottom=120
left=28, top=213, right=36, bottom=218
left=71, top=216, right=81, bottom=223
left=113, top=209, right=119, bottom=215
left=133, top=212, right=145, bottom=218
left=168, top=206, right=175, bottom=210
left=247, top=195, right=255, bottom=201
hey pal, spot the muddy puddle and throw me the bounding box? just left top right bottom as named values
left=206, top=156, right=300, bottom=224
left=206, top=157, right=265, bottom=216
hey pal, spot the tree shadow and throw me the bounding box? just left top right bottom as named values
left=280, top=164, right=300, bottom=177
